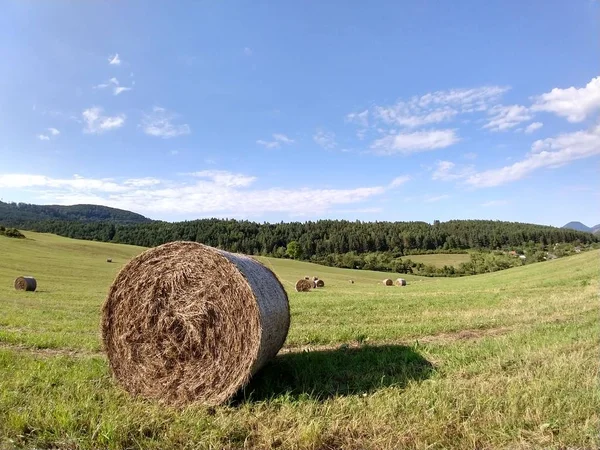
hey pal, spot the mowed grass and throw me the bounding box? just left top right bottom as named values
left=404, top=253, right=471, bottom=268
left=0, top=231, right=598, bottom=449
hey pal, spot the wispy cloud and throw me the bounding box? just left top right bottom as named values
left=424, top=194, right=450, bottom=202
left=0, top=171, right=397, bottom=218
left=531, top=76, right=600, bottom=122
left=463, top=152, right=477, bottom=160
left=431, top=160, right=474, bottom=181
left=95, top=78, right=132, bottom=95
left=368, top=85, right=509, bottom=129
left=388, top=175, right=411, bottom=188
left=466, top=124, right=600, bottom=187
left=346, top=110, right=369, bottom=127
left=82, top=107, right=126, bottom=134
left=141, top=106, right=190, bottom=138
left=37, top=134, right=50, bottom=141
left=256, top=133, right=295, bottom=149
left=481, top=199, right=509, bottom=207
left=113, top=86, right=131, bottom=95
left=313, top=130, right=337, bottom=149
left=108, top=54, right=121, bottom=65
left=524, top=122, right=543, bottom=134
left=371, top=129, right=459, bottom=155
left=484, top=104, right=532, bottom=131
left=48, top=128, right=60, bottom=136
left=244, top=47, right=253, bottom=56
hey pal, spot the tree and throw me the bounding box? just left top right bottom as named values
left=285, top=240, right=302, bottom=259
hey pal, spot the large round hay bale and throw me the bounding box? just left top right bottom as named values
left=315, top=279, right=325, bottom=288
left=383, top=278, right=393, bottom=286
left=295, top=278, right=312, bottom=292
left=102, top=241, right=290, bottom=406
left=349, top=279, right=354, bottom=284
left=14, top=276, right=36, bottom=292
left=395, top=278, right=407, bottom=286
left=106, top=258, right=113, bottom=263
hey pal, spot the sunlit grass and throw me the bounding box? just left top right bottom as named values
left=0, top=231, right=598, bottom=449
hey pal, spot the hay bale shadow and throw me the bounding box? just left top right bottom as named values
left=236, top=344, right=434, bottom=403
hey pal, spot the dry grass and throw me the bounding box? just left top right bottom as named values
left=0, top=232, right=598, bottom=449
left=103, top=241, right=290, bottom=406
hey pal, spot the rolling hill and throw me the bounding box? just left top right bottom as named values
left=0, top=201, right=151, bottom=225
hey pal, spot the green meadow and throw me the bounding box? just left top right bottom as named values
left=0, top=231, right=598, bottom=449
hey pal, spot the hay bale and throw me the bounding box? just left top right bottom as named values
left=106, top=258, right=113, bottom=263
left=383, top=278, right=393, bottom=286
left=395, top=278, right=407, bottom=286
left=102, top=241, right=290, bottom=406
left=349, top=279, right=354, bottom=284
left=313, top=276, right=319, bottom=281
left=315, top=279, right=325, bottom=288
left=14, top=276, right=36, bottom=292
left=304, top=276, right=310, bottom=280
left=295, top=278, right=313, bottom=292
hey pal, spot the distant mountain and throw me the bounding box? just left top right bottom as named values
left=562, top=221, right=600, bottom=234
left=562, top=221, right=592, bottom=233
left=0, top=201, right=152, bottom=226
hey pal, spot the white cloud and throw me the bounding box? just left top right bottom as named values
left=417, top=86, right=510, bottom=112
left=431, top=160, right=474, bottom=181
left=190, top=170, right=256, bottom=188
left=95, top=78, right=132, bottom=95
left=256, top=133, right=295, bottom=149
left=346, top=110, right=369, bottom=127
left=524, top=122, right=543, bottom=134
left=82, top=107, right=126, bottom=134
left=531, top=76, right=600, bottom=122
left=375, top=105, right=457, bottom=128
left=142, top=106, right=190, bottom=138
left=244, top=47, right=253, bottom=56
left=0, top=171, right=397, bottom=218
left=108, top=54, right=121, bottom=65
left=484, top=104, right=532, bottom=131
left=113, top=86, right=131, bottom=96
left=481, top=200, right=509, bottom=207
left=48, top=128, right=60, bottom=136
left=371, top=129, right=459, bottom=155
left=368, top=85, right=509, bottom=131
left=388, top=176, right=411, bottom=188
left=313, top=130, right=337, bottom=149
left=466, top=124, right=600, bottom=187
left=0, top=174, right=127, bottom=192
left=37, top=134, right=50, bottom=141
left=424, top=194, right=450, bottom=203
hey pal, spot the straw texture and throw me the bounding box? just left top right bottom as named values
left=383, top=278, right=393, bottom=286
left=295, top=279, right=312, bottom=292
left=102, top=241, right=290, bottom=406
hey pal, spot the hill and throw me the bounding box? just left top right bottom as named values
left=0, top=231, right=598, bottom=448
left=562, top=221, right=593, bottom=233
left=0, top=201, right=151, bottom=225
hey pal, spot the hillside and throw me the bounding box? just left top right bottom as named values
left=0, top=201, right=151, bottom=225
left=0, top=231, right=598, bottom=448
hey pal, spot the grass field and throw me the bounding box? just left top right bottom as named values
left=404, top=253, right=471, bottom=268
left=0, top=231, right=598, bottom=449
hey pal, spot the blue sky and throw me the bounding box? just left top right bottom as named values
left=1, top=1, right=599, bottom=226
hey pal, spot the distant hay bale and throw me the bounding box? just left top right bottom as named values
left=102, top=241, right=290, bottom=406
left=349, top=279, right=354, bottom=284
left=106, top=258, right=113, bottom=263
left=295, top=278, right=313, bottom=292
left=14, top=276, right=36, bottom=292
left=395, top=278, right=407, bottom=286
left=304, top=276, right=310, bottom=280
left=383, top=278, right=393, bottom=286
left=315, top=279, right=325, bottom=288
